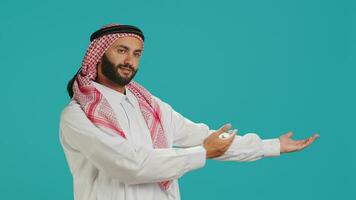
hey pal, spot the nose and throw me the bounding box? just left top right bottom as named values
left=124, top=54, right=133, bottom=66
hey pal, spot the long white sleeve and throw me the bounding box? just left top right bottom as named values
left=153, top=97, right=210, bottom=147
left=214, top=133, right=280, bottom=162
left=59, top=104, right=206, bottom=185
left=155, top=97, right=280, bottom=161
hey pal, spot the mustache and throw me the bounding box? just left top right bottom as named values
left=117, top=64, right=135, bottom=71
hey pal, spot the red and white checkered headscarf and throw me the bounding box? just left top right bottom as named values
left=72, top=24, right=171, bottom=190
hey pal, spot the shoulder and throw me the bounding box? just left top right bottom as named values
left=59, top=100, right=99, bottom=138
left=152, top=95, right=174, bottom=110
left=60, top=100, right=86, bottom=124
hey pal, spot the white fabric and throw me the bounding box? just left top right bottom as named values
left=59, top=82, right=280, bottom=200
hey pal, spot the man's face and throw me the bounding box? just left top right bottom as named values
left=97, top=36, right=143, bottom=86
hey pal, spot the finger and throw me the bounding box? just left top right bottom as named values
left=213, top=123, right=232, bottom=135
left=232, top=129, right=238, bottom=136
left=295, top=133, right=319, bottom=145
left=296, top=139, right=308, bottom=145
left=300, top=134, right=319, bottom=149
left=222, top=130, right=236, bottom=141
left=303, top=134, right=319, bottom=145
left=306, top=134, right=319, bottom=145
left=226, top=132, right=236, bottom=142
left=289, top=139, right=311, bottom=152
left=221, top=133, right=236, bottom=148
left=221, top=141, right=233, bottom=153
left=313, top=133, right=320, bottom=139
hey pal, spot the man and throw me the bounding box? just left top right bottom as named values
left=59, top=23, right=319, bottom=200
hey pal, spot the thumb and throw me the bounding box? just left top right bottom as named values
left=214, top=123, right=232, bottom=135
left=285, top=131, right=293, bottom=138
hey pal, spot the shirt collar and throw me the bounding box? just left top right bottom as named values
left=93, top=82, right=136, bottom=107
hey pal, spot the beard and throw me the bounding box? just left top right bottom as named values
left=100, top=54, right=138, bottom=86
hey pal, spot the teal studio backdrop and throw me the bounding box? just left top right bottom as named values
left=0, top=0, right=355, bottom=199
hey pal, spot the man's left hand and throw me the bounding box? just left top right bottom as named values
left=279, top=132, right=319, bottom=153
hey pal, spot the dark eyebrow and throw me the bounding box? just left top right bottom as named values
left=117, top=45, right=142, bottom=53
left=117, top=45, right=129, bottom=50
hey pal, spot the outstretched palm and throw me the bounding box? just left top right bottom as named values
left=279, top=132, right=319, bottom=153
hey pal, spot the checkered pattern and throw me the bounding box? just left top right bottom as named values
left=72, top=24, right=171, bottom=191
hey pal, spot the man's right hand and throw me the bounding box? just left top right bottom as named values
left=203, top=124, right=236, bottom=159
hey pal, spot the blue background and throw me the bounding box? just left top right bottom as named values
left=0, top=0, right=355, bottom=199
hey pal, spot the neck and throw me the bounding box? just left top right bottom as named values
left=96, top=76, right=126, bottom=94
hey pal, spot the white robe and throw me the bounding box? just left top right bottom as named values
left=59, top=82, right=280, bottom=200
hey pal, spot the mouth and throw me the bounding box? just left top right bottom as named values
left=118, top=66, right=133, bottom=76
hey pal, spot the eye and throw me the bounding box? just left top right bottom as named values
left=134, top=52, right=141, bottom=58
left=118, top=48, right=126, bottom=54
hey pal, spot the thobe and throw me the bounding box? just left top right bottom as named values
left=59, top=82, right=280, bottom=200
